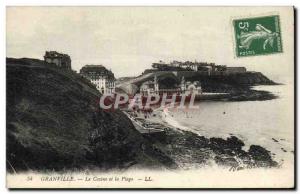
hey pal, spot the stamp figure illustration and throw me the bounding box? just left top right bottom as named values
left=233, top=15, right=282, bottom=57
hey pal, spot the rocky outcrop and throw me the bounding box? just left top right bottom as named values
left=152, top=129, right=278, bottom=169
left=209, top=72, right=276, bottom=85
left=186, top=72, right=276, bottom=91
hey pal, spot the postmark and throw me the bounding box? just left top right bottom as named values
left=233, top=15, right=282, bottom=57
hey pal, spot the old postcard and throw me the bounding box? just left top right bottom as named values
left=6, top=6, right=295, bottom=189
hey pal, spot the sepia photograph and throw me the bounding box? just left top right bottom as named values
left=5, top=6, right=295, bottom=189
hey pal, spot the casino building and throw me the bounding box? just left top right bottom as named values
left=140, top=75, right=202, bottom=96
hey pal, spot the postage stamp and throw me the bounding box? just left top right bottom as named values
left=233, top=15, right=282, bottom=57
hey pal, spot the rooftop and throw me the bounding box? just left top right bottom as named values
left=80, top=64, right=115, bottom=80
left=44, top=51, right=71, bottom=59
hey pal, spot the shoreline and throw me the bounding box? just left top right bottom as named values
left=127, top=107, right=279, bottom=170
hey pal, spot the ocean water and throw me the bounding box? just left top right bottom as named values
left=168, top=84, right=294, bottom=168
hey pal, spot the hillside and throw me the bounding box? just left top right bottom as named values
left=6, top=58, right=175, bottom=172
left=117, top=70, right=277, bottom=101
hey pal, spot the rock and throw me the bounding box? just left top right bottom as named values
left=214, top=156, right=239, bottom=167
left=226, top=136, right=245, bottom=149
left=209, top=136, right=244, bottom=154
left=281, top=148, right=287, bottom=152
left=248, top=145, right=277, bottom=167
left=184, top=132, right=209, bottom=148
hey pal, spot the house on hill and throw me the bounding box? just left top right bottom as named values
left=44, top=51, right=72, bottom=70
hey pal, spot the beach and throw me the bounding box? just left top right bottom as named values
left=127, top=85, right=292, bottom=170
left=156, top=84, right=294, bottom=170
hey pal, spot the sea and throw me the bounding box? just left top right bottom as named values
left=166, top=84, right=294, bottom=168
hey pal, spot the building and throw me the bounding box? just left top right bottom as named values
left=80, top=65, right=115, bottom=94
left=140, top=75, right=160, bottom=95
left=44, top=51, right=72, bottom=70
left=180, top=76, right=202, bottom=95
left=151, top=60, right=248, bottom=76
left=151, top=60, right=216, bottom=74
left=140, top=75, right=202, bottom=96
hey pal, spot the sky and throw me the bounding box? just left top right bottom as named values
left=6, top=7, right=294, bottom=82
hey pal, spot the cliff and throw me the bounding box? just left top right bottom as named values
left=218, top=71, right=276, bottom=85
left=186, top=71, right=275, bottom=87
left=6, top=58, right=174, bottom=172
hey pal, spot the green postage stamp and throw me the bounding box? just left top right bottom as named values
left=233, top=15, right=282, bottom=57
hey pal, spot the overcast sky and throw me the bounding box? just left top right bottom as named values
left=7, top=7, right=294, bottom=82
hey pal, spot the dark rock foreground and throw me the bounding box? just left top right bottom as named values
left=150, top=129, right=278, bottom=170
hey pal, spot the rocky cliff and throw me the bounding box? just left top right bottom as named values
left=6, top=58, right=174, bottom=172
left=186, top=71, right=276, bottom=87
